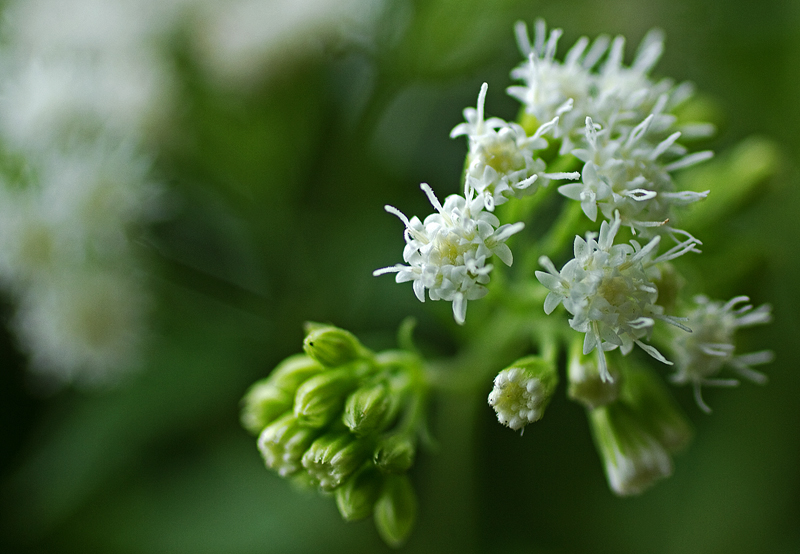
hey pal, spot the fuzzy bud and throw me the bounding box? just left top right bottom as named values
left=488, top=355, right=558, bottom=430
left=302, top=431, right=369, bottom=491
left=567, top=341, right=620, bottom=409
left=343, top=382, right=396, bottom=437
left=293, top=363, right=363, bottom=428
left=374, top=474, right=417, bottom=548
left=303, top=323, right=369, bottom=367
left=374, top=433, right=415, bottom=474
left=335, top=463, right=383, bottom=522
left=588, top=403, right=673, bottom=496
left=620, top=365, right=693, bottom=453
left=240, top=379, right=293, bottom=435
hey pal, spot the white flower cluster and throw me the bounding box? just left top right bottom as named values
left=450, top=83, right=580, bottom=211
left=0, top=0, right=179, bottom=388
left=669, top=295, right=773, bottom=412
left=374, top=183, right=524, bottom=325
left=508, top=19, right=714, bottom=236
left=535, top=212, right=699, bottom=381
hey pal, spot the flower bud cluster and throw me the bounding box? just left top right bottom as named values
left=241, top=323, right=425, bottom=547
left=509, top=19, right=714, bottom=235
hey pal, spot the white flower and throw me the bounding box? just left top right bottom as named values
left=560, top=116, right=711, bottom=234
left=669, top=295, right=773, bottom=412
left=374, top=183, right=524, bottom=324
left=507, top=19, right=605, bottom=151
left=451, top=82, right=579, bottom=211
left=535, top=212, right=698, bottom=380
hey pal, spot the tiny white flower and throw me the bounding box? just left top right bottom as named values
left=535, top=212, right=698, bottom=380
left=374, top=183, right=524, bottom=325
left=452, top=83, right=579, bottom=211
left=669, top=295, right=773, bottom=412
left=563, top=116, right=711, bottom=234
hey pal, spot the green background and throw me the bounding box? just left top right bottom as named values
left=1, top=0, right=798, bottom=552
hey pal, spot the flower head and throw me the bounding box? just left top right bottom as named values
left=452, top=83, right=579, bottom=210
left=374, top=183, right=523, bottom=324
left=669, top=295, right=773, bottom=412
left=536, top=212, right=698, bottom=380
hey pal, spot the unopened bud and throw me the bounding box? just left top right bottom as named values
left=488, top=355, right=558, bottom=431
left=343, top=382, right=397, bottom=437
left=374, top=474, right=417, bottom=548
left=240, top=379, right=293, bottom=435
left=258, top=412, right=321, bottom=477
left=374, top=433, right=415, bottom=474
left=268, top=354, right=325, bottom=394
left=294, top=364, right=362, bottom=428
left=335, top=463, right=383, bottom=521
left=620, top=365, right=693, bottom=453
left=302, top=432, right=369, bottom=491
left=588, top=403, right=673, bottom=496
left=567, top=341, right=620, bottom=409
left=303, top=323, right=369, bottom=367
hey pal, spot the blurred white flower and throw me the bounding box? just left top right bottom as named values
left=669, top=295, right=773, bottom=412
left=13, top=269, right=150, bottom=389
left=191, top=0, right=385, bottom=86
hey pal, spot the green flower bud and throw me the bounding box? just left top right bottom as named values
left=567, top=341, right=620, bottom=409
left=374, top=433, right=415, bottom=474
left=620, top=365, right=693, bottom=453
left=303, top=323, right=369, bottom=367
left=301, top=432, right=369, bottom=491
left=335, top=463, right=383, bottom=522
left=257, top=412, right=321, bottom=477
left=343, top=382, right=397, bottom=437
left=374, top=474, right=417, bottom=548
left=488, top=355, right=558, bottom=431
left=240, top=379, right=293, bottom=435
left=589, top=403, right=673, bottom=496
left=294, top=363, right=363, bottom=428
left=268, top=353, right=325, bottom=394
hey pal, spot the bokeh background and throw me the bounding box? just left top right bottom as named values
left=1, top=0, right=798, bottom=553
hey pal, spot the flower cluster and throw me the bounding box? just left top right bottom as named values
left=241, top=324, right=427, bottom=548
left=509, top=19, right=714, bottom=236
left=535, top=212, right=699, bottom=380
left=0, top=0, right=179, bottom=387
left=374, top=183, right=524, bottom=324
